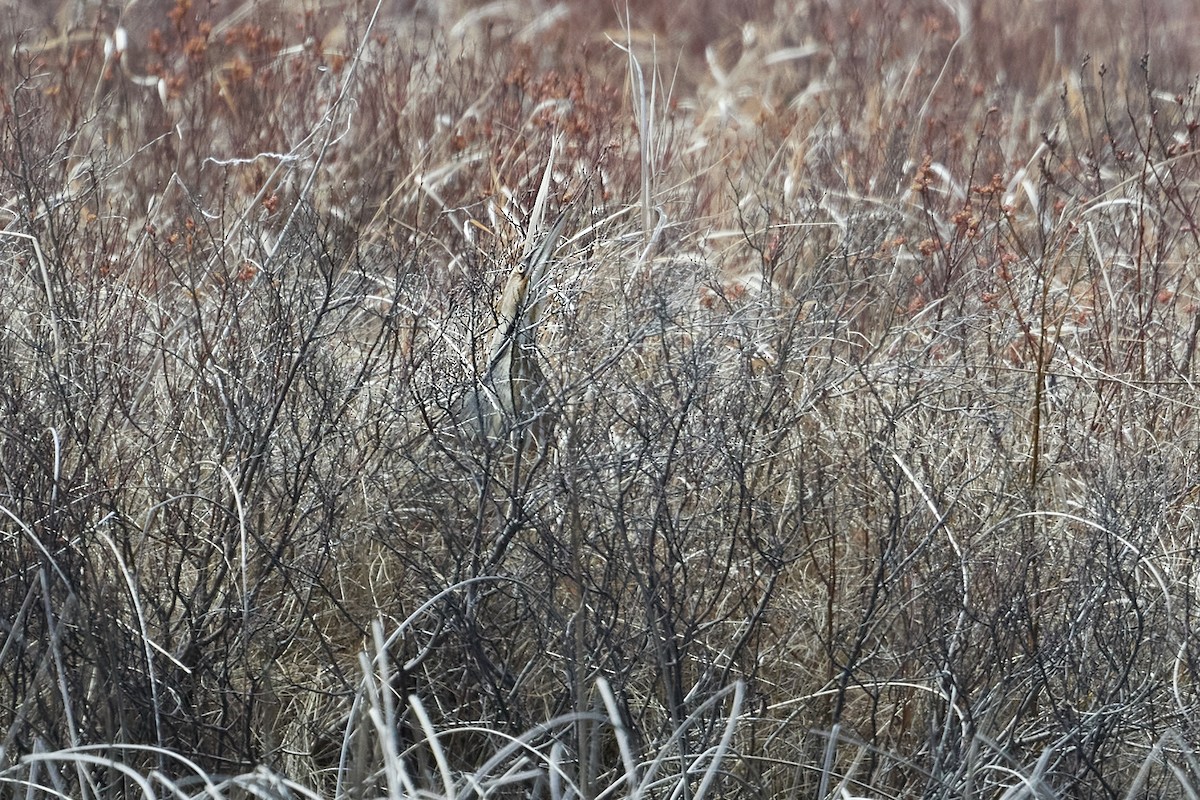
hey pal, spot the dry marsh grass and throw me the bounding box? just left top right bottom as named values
left=3, top=0, right=1200, bottom=797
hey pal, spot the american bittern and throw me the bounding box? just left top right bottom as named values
left=455, top=214, right=567, bottom=447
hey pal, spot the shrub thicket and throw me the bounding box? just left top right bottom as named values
left=3, top=1, right=1200, bottom=797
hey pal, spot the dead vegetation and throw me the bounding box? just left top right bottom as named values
left=3, top=0, right=1200, bottom=797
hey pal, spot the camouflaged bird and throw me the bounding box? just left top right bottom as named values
left=455, top=214, right=567, bottom=449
